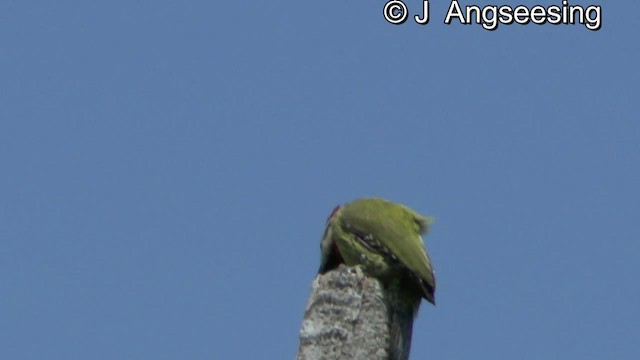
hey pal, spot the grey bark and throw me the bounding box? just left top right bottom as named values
left=296, top=266, right=391, bottom=360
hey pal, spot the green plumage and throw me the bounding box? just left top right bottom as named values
left=318, top=197, right=436, bottom=360
left=319, top=197, right=436, bottom=304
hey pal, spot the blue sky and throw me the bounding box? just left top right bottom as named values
left=1, top=1, right=638, bottom=359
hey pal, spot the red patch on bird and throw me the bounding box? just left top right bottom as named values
left=326, top=205, right=341, bottom=223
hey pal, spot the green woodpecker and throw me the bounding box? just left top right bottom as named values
left=319, top=197, right=436, bottom=360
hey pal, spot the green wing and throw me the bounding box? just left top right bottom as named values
left=339, top=198, right=436, bottom=299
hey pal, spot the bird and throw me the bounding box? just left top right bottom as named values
left=319, top=197, right=436, bottom=360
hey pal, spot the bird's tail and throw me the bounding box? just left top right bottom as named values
left=385, top=288, right=421, bottom=360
